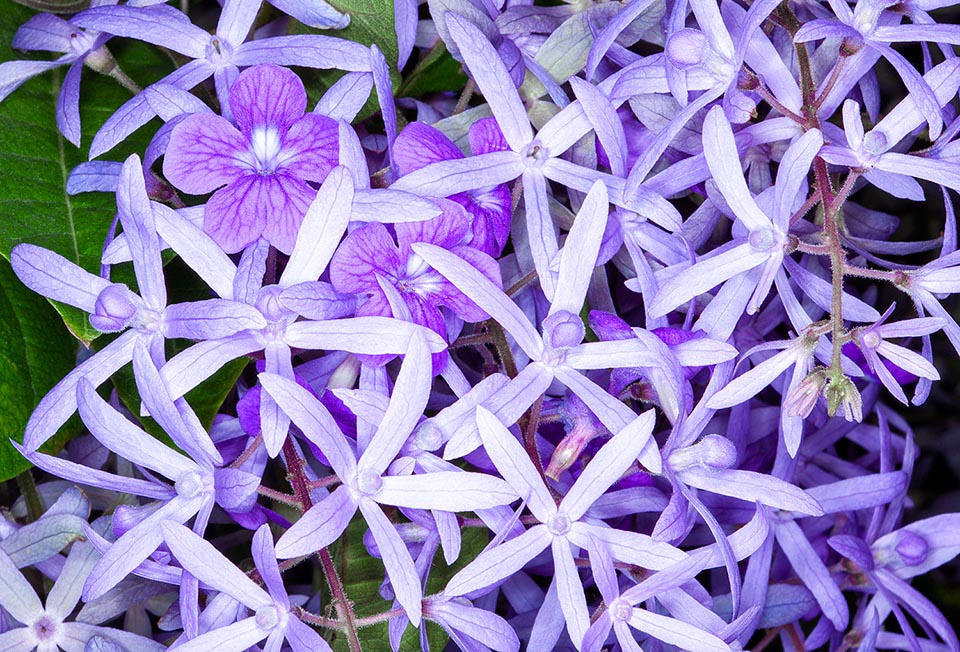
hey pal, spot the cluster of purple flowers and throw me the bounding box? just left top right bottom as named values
left=3, top=0, right=960, bottom=650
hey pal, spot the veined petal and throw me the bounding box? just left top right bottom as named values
left=562, top=411, right=656, bottom=521
left=378, top=471, right=518, bottom=511
left=550, top=181, right=608, bottom=316
left=772, top=128, right=822, bottom=229
left=389, top=151, right=524, bottom=196
left=774, top=520, right=848, bottom=630
left=445, top=13, right=532, bottom=151
left=476, top=406, right=555, bottom=521
left=276, top=485, right=358, bottom=558
left=163, top=112, right=248, bottom=195
left=161, top=333, right=263, bottom=400
left=77, top=378, right=192, bottom=481
left=152, top=203, right=236, bottom=300
left=233, top=35, right=370, bottom=71
left=413, top=243, right=542, bottom=360
left=359, top=500, right=423, bottom=626
left=258, top=373, right=357, bottom=479
left=279, top=113, right=339, bottom=183
left=84, top=496, right=204, bottom=600
left=281, top=166, right=354, bottom=287
left=680, top=468, right=822, bottom=515
left=156, top=617, right=266, bottom=652
left=649, top=243, right=770, bottom=318
left=23, top=330, right=137, bottom=451
left=216, top=0, right=260, bottom=45
left=161, top=299, right=266, bottom=340
left=552, top=539, right=590, bottom=647
left=707, top=346, right=800, bottom=409
left=284, top=318, right=447, bottom=354
left=629, top=609, right=731, bottom=652
left=522, top=169, right=560, bottom=301
left=445, top=525, right=551, bottom=596
left=703, top=106, right=772, bottom=232
left=360, top=332, right=432, bottom=473
left=230, top=64, right=307, bottom=136
left=11, top=244, right=109, bottom=313
left=0, top=549, right=41, bottom=623
left=161, top=521, right=270, bottom=608
left=72, top=6, right=209, bottom=57
left=117, top=155, right=165, bottom=309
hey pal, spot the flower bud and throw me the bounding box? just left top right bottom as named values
left=90, top=283, right=137, bottom=332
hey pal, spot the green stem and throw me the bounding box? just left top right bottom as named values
left=16, top=469, right=43, bottom=522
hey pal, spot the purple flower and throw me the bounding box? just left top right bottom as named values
left=163, top=64, right=339, bottom=253
left=330, top=199, right=502, bottom=370
left=260, top=334, right=518, bottom=626
left=161, top=522, right=334, bottom=652
left=393, top=119, right=512, bottom=256
left=0, top=539, right=163, bottom=652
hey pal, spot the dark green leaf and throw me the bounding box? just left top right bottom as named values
left=397, top=42, right=468, bottom=99
left=9, top=0, right=89, bottom=13
left=0, top=257, right=78, bottom=482
left=289, top=0, right=400, bottom=122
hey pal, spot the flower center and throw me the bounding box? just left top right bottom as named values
left=250, top=127, right=282, bottom=175
left=547, top=512, right=571, bottom=536
left=862, top=331, right=881, bottom=349
left=666, top=28, right=708, bottom=69
left=611, top=599, right=633, bottom=622
left=862, top=130, right=888, bottom=155
left=33, top=615, right=58, bottom=642
left=522, top=141, right=549, bottom=168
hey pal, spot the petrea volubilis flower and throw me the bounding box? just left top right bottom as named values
left=164, top=64, right=339, bottom=253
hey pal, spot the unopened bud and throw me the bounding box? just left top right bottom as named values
left=824, top=374, right=863, bottom=422
left=785, top=368, right=827, bottom=418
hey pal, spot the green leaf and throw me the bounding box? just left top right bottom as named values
left=0, top=4, right=173, bottom=343
left=397, top=42, right=467, bottom=99
left=0, top=257, right=78, bottom=482
left=289, top=0, right=399, bottom=121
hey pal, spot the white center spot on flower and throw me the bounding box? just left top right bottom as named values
left=175, top=470, right=205, bottom=498
left=356, top=469, right=384, bottom=497
left=748, top=227, right=776, bottom=252
left=251, top=127, right=283, bottom=176
left=547, top=512, right=571, bottom=536
left=255, top=605, right=280, bottom=630
left=32, top=614, right=58, bottom=642
left=522, top=141, right=549, bottom=169
left=611, top=599, right=633, bottom=622
left=862, top=331, right=881, bottom=349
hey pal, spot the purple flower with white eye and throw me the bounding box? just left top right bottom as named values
left=393, top=119, right=512, bottom=257
left=161, top=522, right=334, bottom=652
left=163, top=64, right=339, bottom=253
left=329, top=199, right=502, bottom=370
